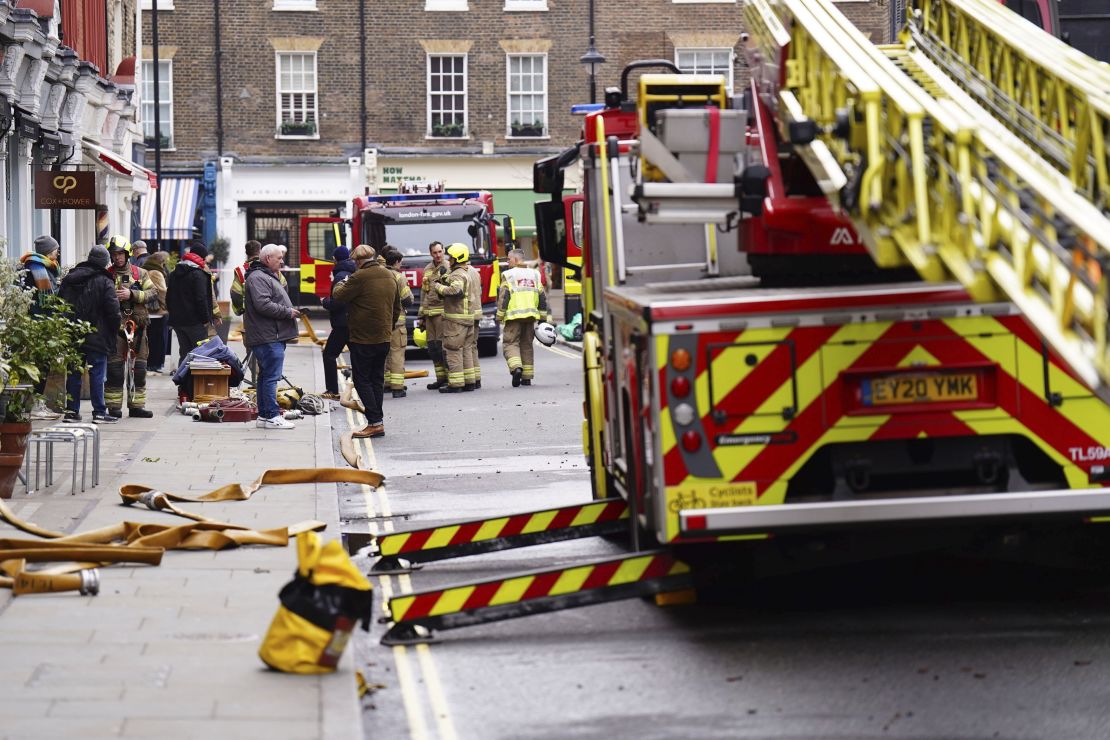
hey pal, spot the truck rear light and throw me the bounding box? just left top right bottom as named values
left=670, top=349, right=692, bottom=372
left=681, top=430, right=702, bottom=452
left=670, top=376, right=691, bottom=398
left=686, top=514, right=707, bottom=530
left=672, top=403, right=696, bottom=426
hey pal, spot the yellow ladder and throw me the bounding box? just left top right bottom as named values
left=911, top=0, right=1110, bottom=211
left=744, top=0, right=1110, bottom=400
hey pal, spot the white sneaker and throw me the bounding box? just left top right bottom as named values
left=256, top=415, right=295, bottom=429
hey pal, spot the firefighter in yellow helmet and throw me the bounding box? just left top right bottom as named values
left=496, top=248, right=550, bottom=387
left=464, top=252, right=483, bottom=391
left=432, top=243, right=474, bottom=393
left=105, top=235, right=157, bottom=417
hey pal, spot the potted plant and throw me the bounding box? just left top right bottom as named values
left=431, top=121, right=464, bottom=138
left=280, top=120, right=316, bottom=136
left=510, top=119, right=544, bottom=137
left=0, top=260, right=91, bottom=497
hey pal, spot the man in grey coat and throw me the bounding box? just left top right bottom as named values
left=244, top=243, right=300, bottom=429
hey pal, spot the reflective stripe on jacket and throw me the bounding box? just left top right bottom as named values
left=419, top=260, right=447, bottom=316
left=390, top=267, right=414, bottom=327
left=435, top=265, right=471, bottom=325
left=466, top=265, right=483, bottom=320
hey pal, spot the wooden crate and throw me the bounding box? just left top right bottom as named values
left=192, top=368, right=231, bottom=401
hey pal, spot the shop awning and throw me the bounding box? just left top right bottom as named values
left=139, top=177, right=201, bottom=240
left=82, top=138, right=159, bottom=189
left=488, top=189, right=576, bottom=237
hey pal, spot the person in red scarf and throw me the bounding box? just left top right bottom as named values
left=166, top=243, right=217, bottom=367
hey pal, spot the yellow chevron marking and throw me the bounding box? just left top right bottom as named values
left=391, top=594, right=415, bottom=622
left=521, top=510, right=557, bottom=534
left=425, top=525, right=461, bottom=550
left=896, top=345, right=941, bottom=367
left=549, top=565, right=593, bottom=596
left=489, top=575, right=533, bottom=606
left=430, top=585, right=475, bottom=616
left=667, top=560, right=692, bottom=575
left=381, top=533, right=411, bottom=557
left=570, top=503, right=604, bottom=527
left=610, top=555, right=652, bottom=585
left=475, top=516, right=512, bottom=542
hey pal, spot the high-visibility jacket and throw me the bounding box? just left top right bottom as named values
left=496, top=266, right=548, bottom=323
left=419, top=260, right=447, bottom=317
left=434, top=265, right=472, bottom=325
left=389, top=266, right=414, bottom=327
left=466, top=265, right=483, bottom=321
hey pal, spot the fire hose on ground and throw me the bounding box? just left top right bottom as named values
left=0, top=467, right=385, bottom=596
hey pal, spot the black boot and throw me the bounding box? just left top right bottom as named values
left=473, top=380, right=481, bottom=390
left=462, top=384, right=476, bottom=392
left=427, top=379, right=446, bottom=390
left=521, top=379, right=532, bottom=386
left=511, top=367, right=523, bottom=387
left=128, top=407, right=154, bottom=418
left=439, top=385, right=462, bottom=394
left=392, top=389, right=407, bottom=398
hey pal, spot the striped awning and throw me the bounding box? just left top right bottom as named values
left=140, top=177, right=200, bottom=240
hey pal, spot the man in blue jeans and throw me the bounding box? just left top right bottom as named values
left=58, top=246, right=120, bottom=424
left=244, top=244, right=300, bottom=429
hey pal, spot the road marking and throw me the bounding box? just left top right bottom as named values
left=341, top=392, right=456, bottom=739
left=543, top=344, right=580, bottom=360
left=417, top=643, right=459, bottom=740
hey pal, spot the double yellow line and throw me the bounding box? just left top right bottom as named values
left=343, top=405, right=457, bottom=740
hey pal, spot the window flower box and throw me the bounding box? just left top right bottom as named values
left=510, top=120, right=544, bottom=137
left=279, top=120, right=317, bottom=136
left=431, top=122, right=465, bottom=138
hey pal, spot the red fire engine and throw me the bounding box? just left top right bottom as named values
left=357, top=0, right=1110, bottom=645
left=348, top=182, right=512, bottom=355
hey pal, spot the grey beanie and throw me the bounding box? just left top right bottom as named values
left=87, top=245, right=110, bottom=270
left=34, top=234, right=59, bottom=255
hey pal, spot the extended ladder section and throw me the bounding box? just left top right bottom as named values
left=743, top=0, right=1110, bottom=402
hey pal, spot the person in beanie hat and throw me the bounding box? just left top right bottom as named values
left=19, top=234, right=61, bottom=317
left=167, top=241, right=218, bottom=365
left=320, top=245, right=355, bottom=398
left=58, top=246, right=120, bottom=424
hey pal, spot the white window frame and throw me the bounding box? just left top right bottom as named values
left=505, top=53, right=548, bottom=139
left=674, top=47, right=734, bottom=93
left=272, top=0, right=318, bottom=9
left=503, top=0, right=548, bottom=10
left=140, top=0, right=175, bottom=9
left=425, top=0, right=468, bottom=10
left=427, top=54, right=468, bottom=139
left=274, top=51, right=320, bottom=140
left=141, top=59, right=175, bottom=151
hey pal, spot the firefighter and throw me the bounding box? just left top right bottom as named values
left=418, top=241, right=449, bottom=389
left=464, top=251, right=483, bottom=391
left=432, top=243, right=473, bottom=393
left=382, top=247, right=414, bottom=398
left=496, top=249, right=550, bottom=387
left=105, top=236, right=156, bottom=418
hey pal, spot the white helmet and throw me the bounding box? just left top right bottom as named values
left=534, top=321, right=557, bottom=347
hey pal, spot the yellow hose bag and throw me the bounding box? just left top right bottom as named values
left=259, top=530, right=373, bottom=674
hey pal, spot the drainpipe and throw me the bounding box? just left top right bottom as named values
left=213, top=0, right=224, bottom=156
left=151, top=0, right=163, bottom=253
left=359, top=0, right=367, bottom=152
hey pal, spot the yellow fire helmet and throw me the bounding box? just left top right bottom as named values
left=106, top=234, right=131, bottom=255
left=445, top=242, right=469, bottom=264
left=413, top=326, right=428, bottom=348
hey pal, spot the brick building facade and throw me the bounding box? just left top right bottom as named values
left=141, top=0, right=887, bottom=299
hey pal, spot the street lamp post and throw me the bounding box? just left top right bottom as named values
left=579, top=0, right=605, bottom=104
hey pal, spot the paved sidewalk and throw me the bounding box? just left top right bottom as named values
left=0, top=320, right=361, bottom=740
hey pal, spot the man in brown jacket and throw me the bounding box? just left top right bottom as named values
left=333, top=244, right=401, bottom=438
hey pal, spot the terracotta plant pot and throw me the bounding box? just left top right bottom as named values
left=0, top=421, right=32, bottom=456
left=0, top=452, right=23, bottom=499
